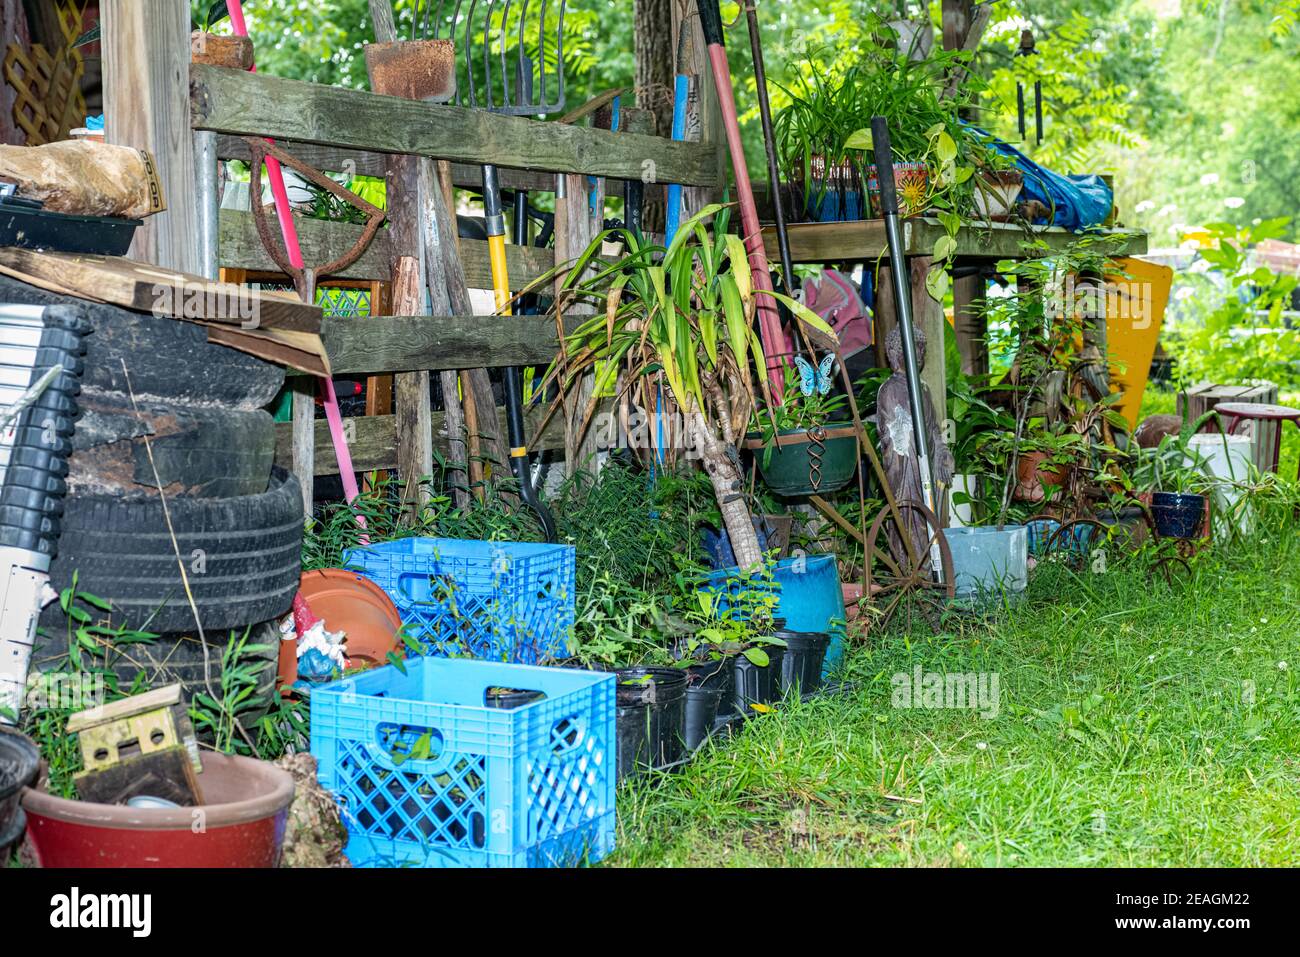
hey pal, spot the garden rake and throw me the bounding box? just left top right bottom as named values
left=415, top=0, right=564, bottom=541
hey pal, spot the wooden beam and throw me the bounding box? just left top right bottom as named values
left=764, top=219, right=1148, bottom=264
left=320, top=314, right=569, bottom=376
left=214, top=135, right=614, bottom=193
left=191, top=64, right=723, bottom=187
left=217, top=209, right=554, bottom=289
left=102, top=0, right=199, bottom=273
left=274, top=405, right=568, bottom=477
left=910, top=256, right=948, bottom=429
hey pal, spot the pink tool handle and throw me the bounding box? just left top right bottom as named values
left=227, top=2, right=366, bottom=524
left=707, top=44, right=787, bottom=396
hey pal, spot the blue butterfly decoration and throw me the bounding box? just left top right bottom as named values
left=794, top=353, right=836, bottom=396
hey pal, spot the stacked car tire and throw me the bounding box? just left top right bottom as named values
left=0, top=276, right=303, bottom=710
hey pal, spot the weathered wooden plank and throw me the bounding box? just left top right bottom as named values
left=103, top=0, right=199, bottom=273
left=274, top=405, right=567, bottom=477
left=764, top=219, right=1148, bottom=263
left=214, top=135, right=591, bottom=192
left=320, top=314, right=570, bottom=376
left=217, top=209, right=554, bottom=288
left=192, top=64, right=723, bottom=187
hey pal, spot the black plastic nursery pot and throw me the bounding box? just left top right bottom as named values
left=776, top=630, right=830, bottom=696
left=484, top=687, right=546, bottom=709
left=615, top=667, right=688, bottom=776
left=732, top=646, right=786, bottom=717
left=684, top=686, right=725, bottom=752
left=1150, top=491, right=1207, bottom=540
left=0, top=726, right=40, bottom=856
left=748, top=425, right=858, bottom=497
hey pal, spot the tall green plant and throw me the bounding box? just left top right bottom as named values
left=540, top=205, right=835, bottom=569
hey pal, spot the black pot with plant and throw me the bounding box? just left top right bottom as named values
left=615, top=666, right=687, bottom=777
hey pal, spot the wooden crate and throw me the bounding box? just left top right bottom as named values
left=1178, top=381, right=1279, bottom=475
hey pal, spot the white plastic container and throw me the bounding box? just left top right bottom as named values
left=1187, top=433, right=1254, bottom=540
left=948, top=474, right=978, bottom=528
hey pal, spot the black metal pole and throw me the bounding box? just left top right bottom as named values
left=871, top=117, right=937, bottom=509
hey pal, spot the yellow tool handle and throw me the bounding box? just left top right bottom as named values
left=487, top=233, right=512, bottom=317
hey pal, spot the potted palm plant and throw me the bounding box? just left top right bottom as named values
left=541, top=204, right=835, bottom=571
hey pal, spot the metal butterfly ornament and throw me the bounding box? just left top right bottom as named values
left=794, top=353, right=836, bottom=396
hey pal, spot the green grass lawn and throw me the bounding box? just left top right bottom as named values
left=611, top=509, right=1300, bottom=867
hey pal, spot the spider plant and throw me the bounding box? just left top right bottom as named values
left=537, top=204, right=836, bottom=570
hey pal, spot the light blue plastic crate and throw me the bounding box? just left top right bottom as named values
left=343, top=537, right=575, bottom=664
left=311, top=657, right=616, bottom=868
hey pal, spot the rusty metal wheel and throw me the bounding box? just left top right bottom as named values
left=1045, top=518, right=1106, bottom=570
left=864, top=500, right=955, bottom=631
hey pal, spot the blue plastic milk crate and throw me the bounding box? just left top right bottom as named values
left=311, top=657, right=616, bottom=868
left=343, top=537, right=575, bottom=663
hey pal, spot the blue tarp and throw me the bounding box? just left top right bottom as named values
left=966, top=125, right=1114, bottom=231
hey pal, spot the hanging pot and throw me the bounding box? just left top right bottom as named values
left=867, top=161, right=931, bottom=218
left=745, top=424, right=858, bottom=498
left=364, top=39, right=457, bottom=102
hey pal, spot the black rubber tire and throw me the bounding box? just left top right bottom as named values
left=41, top=466, right=303, bottom=634
left=68, top=389, right=275, bottom=498
left=32, top=620, right=282, bottom=729
left=0, top=275, right=285, bottom=408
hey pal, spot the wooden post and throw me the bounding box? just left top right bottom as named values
left=102, top=0, right=199, bottom=273
left=672, top=0, right=725, bottom=219
left=953, top=272, right=988, bottom=377
left=872, top=263, right=898, bottom=370
left=910, top=256, right=947, bottom=428
left=291, top=381, right=315, bottom=514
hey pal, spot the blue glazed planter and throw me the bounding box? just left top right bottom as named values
left=1025, top=517, right=1098, bottom=557
left=1151, top=492, right=1206, bottom=540
left=704, top=553, right=848, bottom=677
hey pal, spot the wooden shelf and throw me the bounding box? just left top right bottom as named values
left=762, top=218, right=1148, bottom=264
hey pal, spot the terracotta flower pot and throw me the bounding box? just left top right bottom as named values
left=22, top=753, right=294, bottom=868
left=364, top=40, right=456, bottom=103
left=190, top=32, right=254, bottom=71
left=278, top=569, right=404, bottom=692
left=1013, top=451, right=1072, bottom=503
left=841, top=582, right=863, bottom=622
left=973, top=169, right=1024, bottom=222
left=867, top=161, right=931, bottom=218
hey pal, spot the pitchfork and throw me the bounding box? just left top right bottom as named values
left=408, top=0, right=564, bottom=541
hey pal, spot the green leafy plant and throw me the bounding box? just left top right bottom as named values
left=1165, top=218, right=1300, bottom=392
left=539, top=204, right=833, bottom=570
left=748, top=368, right=849, bottom=466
